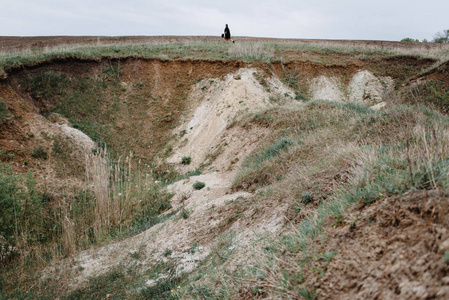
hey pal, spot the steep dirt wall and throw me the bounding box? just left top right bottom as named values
left=0, top=55, right=440, bottom=190
left=2, top=58, right=244, bottom=155
left=0, top=59, right=248, bottom=193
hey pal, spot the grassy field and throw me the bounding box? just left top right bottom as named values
left=1, top=40, right=449, bottom=77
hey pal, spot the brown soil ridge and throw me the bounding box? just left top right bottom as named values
left=315, top=189, right=449, bottom=299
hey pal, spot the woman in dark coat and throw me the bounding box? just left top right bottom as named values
left=224, top=24, right=231, bottom=40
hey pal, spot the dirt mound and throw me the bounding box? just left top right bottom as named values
left=309, top=70, right=393, bottom=106
left=315, top=190, right=449, bottom=299
left=0, top=81, right=95, bottom=191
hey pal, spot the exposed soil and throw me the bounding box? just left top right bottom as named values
left=1, top=37, right=449, bottom=298
left=307, top=190, right=449, bottom=299
left=1, top=58, right=246, bottom=189
left=1, top=49, right=420, bottom=187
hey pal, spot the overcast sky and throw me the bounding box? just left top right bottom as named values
left=1, top=0, right=448, bottom=41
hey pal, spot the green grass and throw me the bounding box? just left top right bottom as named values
left=2, top=39, right=449, bottom=299
left=66, top=268, right=134, bottom=300
left=0, top=146, right=176, bottom=294
left=404, top=79, right=449, bottom=114
left=229, top=102, right=449, bottom=297
left=181, top=156, right=191, bottom=165
left=0, top=100, right=10, bottom=122
left=31, top=145, right=48, bottom=160
left=67, top=255, right=186, bottom=300
left=0, top=163, right=53, bottom=260
left=22, top=70, right=121, bottom=147
left=232, top=137, right=294, bottom=190
left=192, top=181, right=206, bottom=190
left=2, top=40, right=448, bottom=77
left=150, top=99, right=447, bottom=298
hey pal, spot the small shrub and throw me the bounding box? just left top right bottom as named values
left=193, top=181, right=206, bottom=190
left=401, top=38, right=420, bottom=42
left=300, top=192, right=314, bottom=205
left=31, top=146, right=48, bottom=160
left=181, top=156, right=191, bottom=165
left=190, top=242, right=200, bottom=254
left=163, top=249, right=172, bottom=257
left=295, top=92, right=308, bottom=101
left=130, top=251, right=140, bottom=260
left=181, top=209, right=190, bottom=219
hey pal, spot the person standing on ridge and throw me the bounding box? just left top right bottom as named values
left=224, top=24, right=231, bottom=41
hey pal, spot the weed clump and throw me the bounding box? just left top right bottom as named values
left=31, top=146, right=48, bottom=160
left=193, top=181, right=206, bottom=190
left=180, top=129, right=187, bottom=137
left=295, top=91, right=309, bottom=101
left=181, top=156, right=191, bottom=165
left=300, top=192, right=314, bottom=204
left=181, top=209, right=190, bottom=219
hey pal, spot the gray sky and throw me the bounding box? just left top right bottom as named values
left=1, top=0, right=448, bottom=41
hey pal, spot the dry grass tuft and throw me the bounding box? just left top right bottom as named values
left=57, top=147, right=172, bottom=254
left=228, top=42, right=275, bottom=60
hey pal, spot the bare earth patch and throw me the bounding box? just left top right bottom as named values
left=313, top=190, right=449, bottom=299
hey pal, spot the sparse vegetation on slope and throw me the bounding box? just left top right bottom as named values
left=1, top=38, right=449, bottom=299
left=0, top=149, right=174, bottom=298
left=245, top=103, right=449, bottom=298
left=21, top=68, right=151, bottom=156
